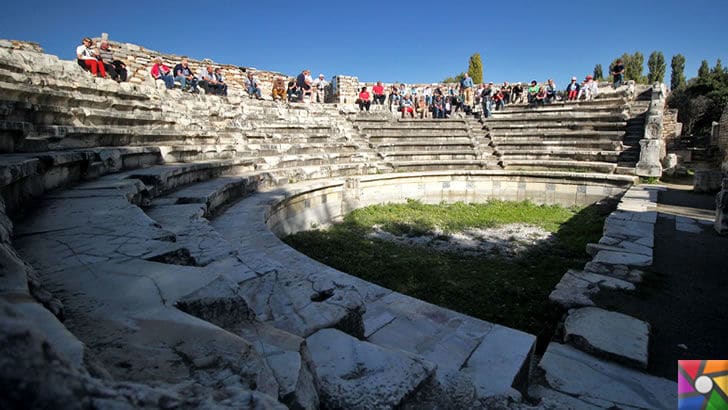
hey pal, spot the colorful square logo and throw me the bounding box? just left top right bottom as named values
left=678, top=360, right=728, bottom=409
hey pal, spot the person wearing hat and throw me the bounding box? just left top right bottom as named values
left=312, top=74, right=329, bottom=103
left=566, top=76, right=580, bottom=101
left=577, top=75, right=598, bottom=101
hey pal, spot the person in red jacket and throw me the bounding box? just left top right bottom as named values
left=372, top=81, right=386, bottom=105
left=357, top=86, right=371, bottom=111
left=150, top=57, right=174, bottom=89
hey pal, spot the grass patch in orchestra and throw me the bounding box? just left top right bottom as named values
left=283, top=199, right=613, bottom=335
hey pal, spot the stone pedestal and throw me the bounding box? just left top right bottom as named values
left=635, top=139, right=663, bottom=177
left=715, top=178, right=728, bottom=235
left=694, top=170, right=724, bottom=193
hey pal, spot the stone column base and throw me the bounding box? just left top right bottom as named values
left=635, top=139, right=663, bottom=178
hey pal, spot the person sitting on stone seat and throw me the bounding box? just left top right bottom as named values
left=173, top=57, right=198, bottom=92
left=492, top=88, right=505, bottom=111
left=198, top=65, right=223, bottom=95
left=97, top=41, right=126, bottom=82
left=511, top=82, right=524, bottom=104
left=527, top=80, right=539, bottom=105
left=76, top=37, right=106, bottom=78
left=534, top=86, right=547, bottom=106
left=245, top=72, right=262, bottom=99
left=388, top=84, right=400, bottom=109
left=432, top=94, right=445, bottom=119
left=150, top=57, right=174, bottom=89
left=357, top=86, right=371, bottom=111
left=214, top=67, right=228, bottom=96
left=400, top=94, right=415, bottom=118
left=272, top=77, right=287, bottom=101
left=296, top=69, right=313, bottom=102
left=416, top=96, right=428, bottom=118
left=545, top=79, right=558, bottom=103
left=286, top=80, right=299, bottom=102
left=501, top=82, right=512, bottom=104
left=565, top=76, right=580, bottom=101
left=372, top=81, right=386, bottom=105
left=577, top=75, right=598, bottom=100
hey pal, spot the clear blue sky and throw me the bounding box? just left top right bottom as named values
left=1, top=0, right=726, bottom=85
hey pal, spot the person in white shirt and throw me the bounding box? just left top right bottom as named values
left=312, top=74, right=328, bottom=103
left=76, top=37, right=106, bottom=78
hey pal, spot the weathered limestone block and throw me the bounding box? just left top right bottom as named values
left=635, top=139, right=663, bottom=177
left=549, top=269, right=635, bottom=308
left=538, top=343, right=675, bottom=409
left=715, top=178, right=728, bottom=235
left=306, top=328, right=435, bottom=409
left=694, top=170, right=724, bottom=193
left=563, top=307, right=650, bottom=369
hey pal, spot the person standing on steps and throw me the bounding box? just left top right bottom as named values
left=312, top=74, right=328, bottom=103
left=612, top=59, right=625, bottom=88
left=460, top=73, right=474, bottom=107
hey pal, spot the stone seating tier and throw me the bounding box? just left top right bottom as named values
left=0, top=40, right=666, bottom=407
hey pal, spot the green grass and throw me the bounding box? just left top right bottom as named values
left=283, top=200, right=611, bottom=335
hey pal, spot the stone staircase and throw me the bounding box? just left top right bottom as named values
left=485, top=95, right=650, bottom=174
left=352, top=115, right=500, bottom=172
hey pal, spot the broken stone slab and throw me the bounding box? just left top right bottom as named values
left=528, top=385, right=606, bottom=410
left=539, top=343, right=676, bottom=409
left=549, top=269, right=635, bottom=309
left=233, top=321, right=319, bottom=410
left=608, top=209, right=658, bottom=224
left=306, top=328, right=435, bottom=409
left=586, top=242, right=652, bottom=258
left=461, top=325, right=536, bottom=401
left=175, top=276, right=254, bottom=329
left=563, top=307, right=649, bottom=369
left=592, top=250, right=652, bottom=267
left=582, top=261, right=644, bottom=283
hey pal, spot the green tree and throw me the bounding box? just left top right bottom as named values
left=670, top=54, right=686, bottom=90
left=698, top=60, right=710, bottom=78
left=668, top=63, right=728, bottom=135
left=593, top=64, right=604, bottom=81
left=713, top=59, right=724, bottom=75
left=442, top=73, right=465, bottom=84
left=468, top=53, right=483, bottom=84
left=647, top=51, right=666, bottom=84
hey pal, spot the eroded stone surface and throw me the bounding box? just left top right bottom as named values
left=564, top=307, right=649, bottom=369
left=549, top=269, right=635, bottom=308
left=306, top=328, right=435, bottom=409
left=539, top=343, right=676, bottom=410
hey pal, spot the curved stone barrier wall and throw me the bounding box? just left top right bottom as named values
left=265, top=170, right=636, bottom=237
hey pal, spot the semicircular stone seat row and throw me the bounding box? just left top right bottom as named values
left=0, top=42, right=655, bottom=408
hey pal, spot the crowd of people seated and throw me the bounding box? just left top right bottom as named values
left=352, top=73, right=605, bottom=120
left=75, top=37, right=609, bottom=110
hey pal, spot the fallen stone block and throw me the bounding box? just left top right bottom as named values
left=306, top=328, right=435, bottom=409
left=550, top=270, right=635, bottom=309
left=539, top=343, right=676, bottom=409
left=564, top=307, right=650, bottom=369
left=592, top=250, right=652, bottom=267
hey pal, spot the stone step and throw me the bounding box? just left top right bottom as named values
left=490, top=111, right=627, bottom=122
left=490, top=129, right=624, bottom=139
left=494, top=141, right=621, bottom=151
left=369, top=135, right=473, bottom=143
left=363, top=129, right=471, bottom=137
left=374, top=142, right=476, bottom=152
left=498, top=150, right=621, bottom=162
left=503, top=96, right=627, bottom=109
left=486, top=121, right=627, bottom=131
left=498, top=104, right=628, bottom=116
left=503, top=159, right=618, bottom=174
left=387, top=159, right=498, bottom=172
left=381, top=151, right=479, bottom=161
left=306, top=328, right=436, bottom=409
left=533, top=343, right=675, bottom=409
left=563, top=307, right=650, bottom=369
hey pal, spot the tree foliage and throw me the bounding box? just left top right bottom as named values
left=713, top=59, right=724, bottom=75
left=468, top=53, right=483, bottom=84
left=670, top=54, right=686, bottom=90
left=593, top=64, right=604, bottom=81
left=647, top=51, right=666, bottom=84
left=698, top=60, right=710, bottom=78
left=668, top=66, right=728, bottom=135
left=442, top=72, right=465, bottom=84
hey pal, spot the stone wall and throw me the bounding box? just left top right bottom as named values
left=716, top=105, right=728, bottom=171
left=662, top=107, right=682, bottom=141
left=0, top=39, right=44, bottom=53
